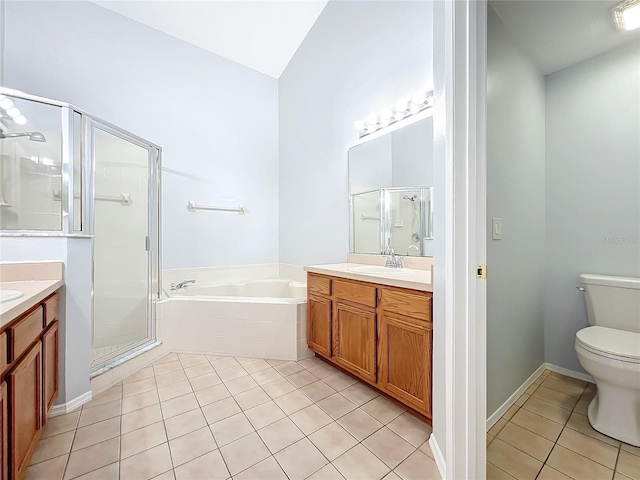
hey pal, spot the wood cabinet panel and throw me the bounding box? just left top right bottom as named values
left=379, top=313, right=431, bottom=414
left=307, top=295, right=332, bottom=357
left=0, top=382, right=7, bottom=480
left=43, top=293, right=60, bottom=327
left=8, top=307, right=43, bottom=364
left=0, top=333, right=6, bottom=375
left=333, top=302, right=377, bottom=382
left=380, top=288, right=431, bottom=322
left=334, top=280, right=376, bottom=308
left=8, top=342, right=42, bottom=480
left=308, top=274, right=331, bottom=297
left=42, top=321, right=59, bottom=422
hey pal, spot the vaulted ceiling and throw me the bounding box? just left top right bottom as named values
left=91, top=1, right=328, bottom=78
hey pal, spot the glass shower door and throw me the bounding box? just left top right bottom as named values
left=91, top=124, right=154, bottom=366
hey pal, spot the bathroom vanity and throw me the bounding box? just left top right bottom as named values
left=0, top=264, right=63, bottom=480
left=305, top=264, right=433, bottom=422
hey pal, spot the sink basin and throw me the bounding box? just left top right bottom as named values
left=347, top=265, right=412, bottom=276
left=0, top=290, right=24, bottom=303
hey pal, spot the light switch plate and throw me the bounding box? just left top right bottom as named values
left=492, top=217, right=503, bottom=240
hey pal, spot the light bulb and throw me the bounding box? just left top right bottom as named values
left=395, top=100, right=408, bottom=115
left=354, top=120, right=365, bottom=131
left=412, top=90, right=427, bottom=105
left=0, top=97, right=14, bottom=110
left=366, top=113, right=378, bottom=126
left=14, top=115, right=27, bottom=125
left=6, top=107, right=21, bottom=118
left=380, top=108, right=394, bottom=123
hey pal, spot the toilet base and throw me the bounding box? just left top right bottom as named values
left=576, top=343, right=640, bottom=447
left=586, top=387, right=640, bottom=447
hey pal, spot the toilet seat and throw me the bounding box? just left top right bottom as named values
left=576, top=326, right=640, bottom=364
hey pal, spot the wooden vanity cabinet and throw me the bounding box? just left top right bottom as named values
left=7, top=343, right=42, bottom=480
left=307, top=273, right=433, bottom=421
left=0, top=291, right=60, bottom=480
left=333, top=302, right=377, bottom=382
left=307, top=294, right=332, bottom=357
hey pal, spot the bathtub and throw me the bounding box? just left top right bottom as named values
left=160, top=270, right=312, bottom=361
left=173, top=278, right=307, bottom=303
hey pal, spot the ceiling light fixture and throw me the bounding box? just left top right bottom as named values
left=354, top=90, right=433, bottom=138
left=613, top=0, right=640, bottom=31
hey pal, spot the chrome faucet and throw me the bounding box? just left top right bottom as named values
left=385, top=246, right=403, bottom=268
left=170, top=280, right=196, bottom=291
left=407, top=244, right=421, bottom=256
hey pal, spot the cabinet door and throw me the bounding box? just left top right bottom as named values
left=379, top=313, right=431, bottom=415
left=0, top=382, right=7, bottom=480
left=307, top=294, right=332, bottom=357
left=8, top=342, right=42, bottom=480
left=42, top=321, right=59, bottom=423
left=333, top=302, right=376, bottom=382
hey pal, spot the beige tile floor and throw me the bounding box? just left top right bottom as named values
left=27, top=354, right=440, bottom=480
left=487, top=369, right=640, bottom=480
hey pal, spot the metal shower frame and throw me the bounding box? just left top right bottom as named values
left=0, top=87, right=162, bottom=373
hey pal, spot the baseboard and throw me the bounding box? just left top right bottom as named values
left=428, top=434, right=446, bottom=479
left=487, top=363, right=547, bottom=430
left=487, top=362, right=595, bottom=430
left=543, top=362, right=594, bottom=383
left=50, top=391, right=92, bottom=417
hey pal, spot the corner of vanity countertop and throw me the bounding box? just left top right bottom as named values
left=0, top=262, right=64, bottom=326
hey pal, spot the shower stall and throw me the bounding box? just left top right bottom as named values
left=0, top=88, right=161, bottom=372
left=351, top=186, right=433, bottom=256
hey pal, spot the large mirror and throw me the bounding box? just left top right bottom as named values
left=348, top=114, right=433, bottom=256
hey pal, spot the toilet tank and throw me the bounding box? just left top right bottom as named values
left=579, top=274, right=640, bottom=333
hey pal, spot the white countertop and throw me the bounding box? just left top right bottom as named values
left=305, top=263, right=433, bottom=292
left=0, top=280, right=64, bottom=327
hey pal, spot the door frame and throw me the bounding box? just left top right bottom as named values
left=431, top=0, right=487, bottom=478
left=88, top=119, right=162, bottom=370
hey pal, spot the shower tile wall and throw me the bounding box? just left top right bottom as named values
left=0, top=135, right=62, bottom=231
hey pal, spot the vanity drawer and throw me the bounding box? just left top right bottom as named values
left=334, top=280, right=376, bottom=308
left=42, top=292, right=60, bottom=327
left=380, top=288, right=432, bottom=322
left=308, top=274, right=332, bottom=297
left=8, top=306, right=44, bottom=363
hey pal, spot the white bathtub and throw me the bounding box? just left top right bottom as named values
left=160, top=269, right=312, bottom=361
left=173, top=279, right=307, bottom=303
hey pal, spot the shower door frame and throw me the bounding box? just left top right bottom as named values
left=0, top=87, right=162, bottom=373
left=87, top=118, right=162, bottom=372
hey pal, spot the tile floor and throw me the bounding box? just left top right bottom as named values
left=27, top=353, right=439, bottom=480
left=487, top=369, right=640, bottom=480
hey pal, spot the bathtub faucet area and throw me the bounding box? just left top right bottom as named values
left=170, top=279, right=196, bottom=291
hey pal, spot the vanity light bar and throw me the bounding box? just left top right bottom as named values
left=612, top=0, right=640, bottom=31
left=354, top=90, right=433, bottom=138
left=0, top=95, right=27, bottom=125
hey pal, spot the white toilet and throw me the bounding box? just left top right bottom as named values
left=575, top=274, right=640, bottom=447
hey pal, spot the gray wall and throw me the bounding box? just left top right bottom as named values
left=278, top=0, right=433, bottom=266
left=3, top=0, right=279, bottom=270
left=487, top=6, right=546, bottom=415
left=544, top=40, right=640, bottom=372
left=0, top=237, right=93, bottom=404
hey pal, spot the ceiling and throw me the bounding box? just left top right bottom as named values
left=491, top=0, right=640, bottom=75
left=91, top=0, right=328, bottom=78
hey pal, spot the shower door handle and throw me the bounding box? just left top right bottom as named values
left=145, top=236, right=150, bottom=251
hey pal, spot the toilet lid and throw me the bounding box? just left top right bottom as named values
left=576, top=326, right=640, bottom=361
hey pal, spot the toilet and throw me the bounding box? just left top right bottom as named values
left=575, top=274, right=640, bottom=447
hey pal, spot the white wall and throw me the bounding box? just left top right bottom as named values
left=3, top=0, right=279, bottom=269
left=544, top=40, right=640, bottom=372
left=278, top=0, right=433, bottom=266
left=0, top=237, right=93, bottom=404
left=486, top=7, right=546, bottom=415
